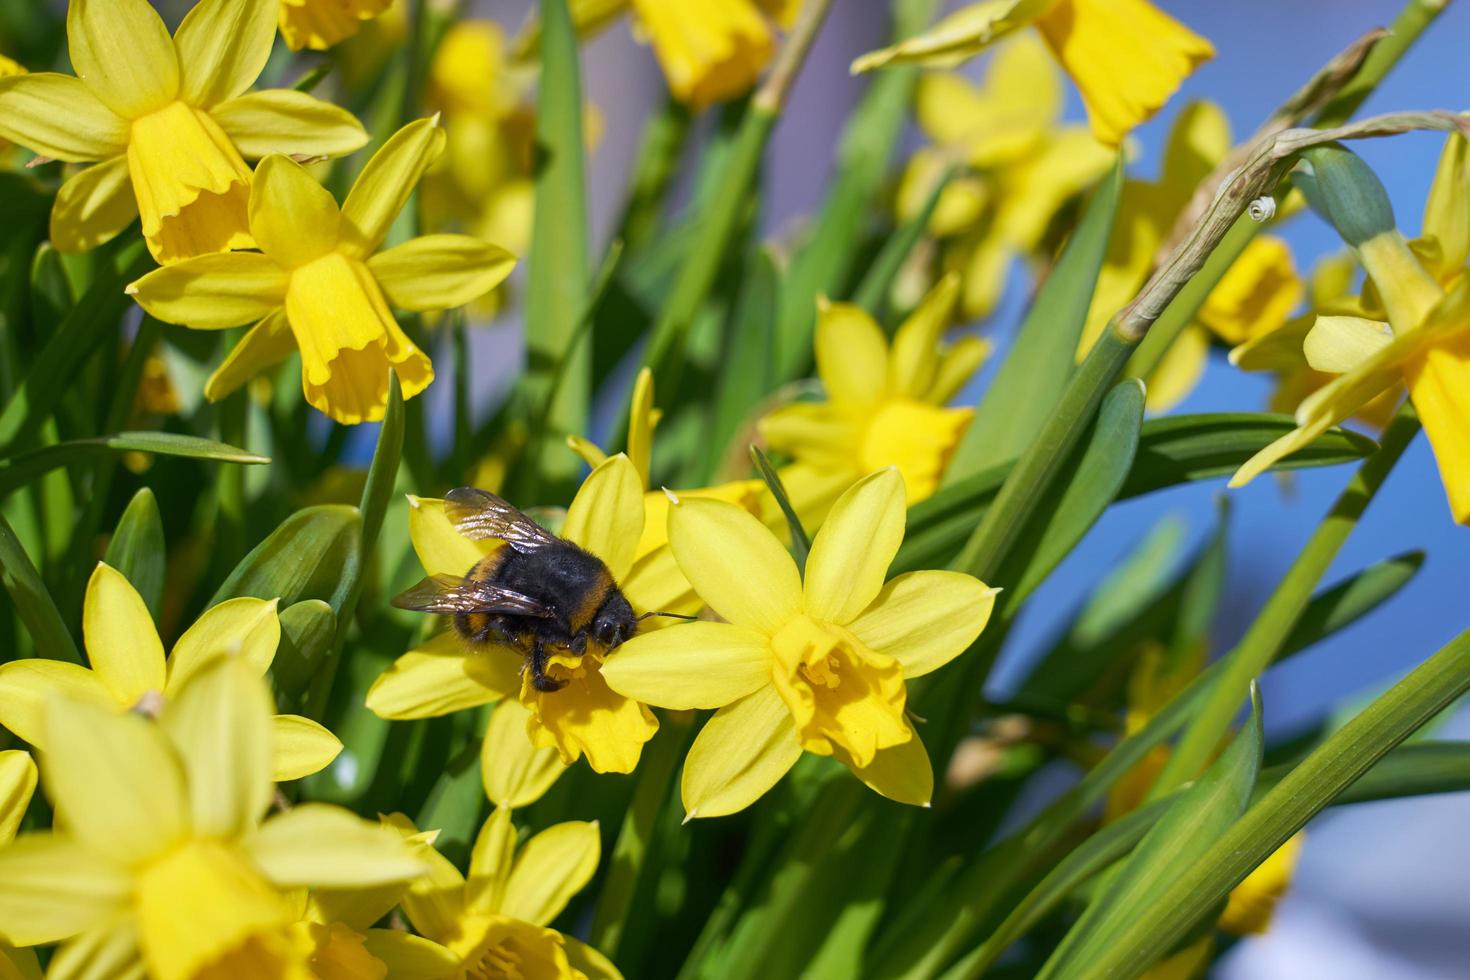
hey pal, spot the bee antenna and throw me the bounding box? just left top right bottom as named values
left=637, top=610, right=700, bottom=622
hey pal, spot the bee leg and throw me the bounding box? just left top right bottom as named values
left=529, top=640, right=566, bottom=693
left=569, top=633, right=587, bottom=656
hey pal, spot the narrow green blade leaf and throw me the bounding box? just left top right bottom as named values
left=1279, top=549, right=1422, bottom=657
left=358, top=376, right=403, bottom=563
left=103, top=488, right=165, bottom=620
left=1087, top=626, right=1470, bottom=979
left=271, top=599, right=337, bottom=707
left=750, top=445, right=809, bottom=571
left=209, top=505, right=363, bottom=614
left=0, top=433, right=268, bottom=497
left=946, top=157, right=1123, bottom=483
left=1039, top=687, right=1262, bottom=980
left=708, top=249, right=779, bottom=468
left=850, top=163, right=956, bottom=321
left=524, top=0, right=590, bottom=494
left=0, top=510, right=81, bottom=664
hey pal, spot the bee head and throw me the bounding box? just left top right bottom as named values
left=591, top=591, right=638, bottom=649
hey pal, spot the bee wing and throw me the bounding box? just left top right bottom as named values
left=392, top=573, right=555, bottom=618
left=444, top=487, right=560, bottom=554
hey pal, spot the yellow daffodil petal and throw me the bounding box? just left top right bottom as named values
left=563, top=935, right=625, bottom=980
left=128, top=251, right=290, bottom=330
left=82, top=562, right=166, bottom=706
left=43, top=910, right=138, bottom=980
left=43, top=699, right=187, bottom=864
left=681, top=685, right=802, bottom=820
left=368, top=231, right=519, bottom=312
left=0, top=751, right=37, bottom=846
left=767, top=460, right=860, bottom=536
left=126, top=102, right=253, bottom=264
left=158, top=658, right=273, bottom=840
left=359, top=929, right=460, bottom=980
left=627, top=367, right=656, bottom=487
left=1404, top=330, right=1470, bottom=524
left=815, top=299, right=888, bottom=405
left=1035, top=0, right=1213, bottom=146
left=165, top=596, right=281, bottom=695
left=930, top=335, right=991, bottom=405
left=247, top=804, right=424, bottom=888
left=51, top=156, right=138, bottom=254
left=366, top=632, right=520, bottom=720
left=211, top=89, right=369, bottom=159
left=898, top=152, right=987, bottom=237
left=391, top=817, right=470, bottom=940
left=1144, top=322, right=1209, bottom=413
left=631, top=0, right=773, bottom=109
left=564, top=454, right=645, bottom=581
left=407, top=495, right=494, bottom=578
left=0, top=659, right=115, bottom=747
left=173, top=0, right=276, bottom=108
left=1424, top=134, right=1469, bottom=274
left=0, top=835, right=130, bottom=947
left=1230, top=315, right=1315, bottom=373
left=249, top=155, right=341, bottom=268
left=0, top=948, right=41, bottom=980
left=621, top=543, right=698, bottom=623
left=1303, top=315, right=1393, bottom=375
left=205, top=309, right=297, bottom=402
left=758, top=403, right=863, bottom=470
left=340, top=117, right=447, bottom=258
left=134, top=838, right=290, bottom=980
left=667, top=495, right=802, bottom=633
left=993, top=128, right=1116, bottom=251
left=864, top=401, right=972, bottom=504
left=500, top=821, right=600, bottom=928
left=568, top=434, right=609, bottom=470
left=1197, top=235, right=1303, bottom=345
left=270, top=714, right=343, bottom=782
left=285, top=250, right=434, bottom=424
left=955, top=228, right=1012, bottom=321
left=848, top=571, right=995, bottom=678
left=482, top=699, right=566, bottom=810
left=803, top=468, right=906, bottom=625
left=279, top=0, right=395, bottom=51
left=525, top=654, right=658, bottom=774
left=68, top=0, right=180, bottom=118
left=889, top=274, right=960, bottom=399
left=850, top=0, right=1049, bottom=73
left=603, top=622, right=772, bottom=709
left=466, top=807, right=516, bottom=916
left=839, top=718, right=934, bottom=806
left=0, top=73, right=128, bottom=162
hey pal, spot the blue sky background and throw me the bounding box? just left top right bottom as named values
left=463, top=1, right=1470, bottom=974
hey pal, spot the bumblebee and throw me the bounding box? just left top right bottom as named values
left=392, top=487, right=687, bottom=692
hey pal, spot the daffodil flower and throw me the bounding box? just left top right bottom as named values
left=0, top=562, right=340, bottom=783
left=758, top=276, right=988, bottom=522
left=555, top=0, right=778, bottom=110
left=852, top=0, right=1213, bottom=146
left=367, top=454, right=662, bottom=774
left=0, top=0, right=367, bottom=264
left=896, top=36, right=1114, bottom=320
left=0, top=751, right=41, bottom=980
left=0, top=658, right=425, bottom=980
left=1074, top=101, right=1303, bottom=410
left=1232, top=135, right=1470, bottom=523
left=388, top=807, right=621, bottom=979
left=602, top=468, right=996, bottom=818
left=569, top=367, right=769, bottom=621
left=279, top=0, right=394, bottom=51
left=128, top=118, right=516, bottom=425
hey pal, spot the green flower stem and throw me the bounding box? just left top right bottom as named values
left=1088, top=616, right=1470, bottom=980
left=613, top=99, right=694, bottom=258
left=588, top=716, right=692, bottom=960
left=1151, top=400, right=1422, bottom=796
left=640, top=0, right=835, bottom=395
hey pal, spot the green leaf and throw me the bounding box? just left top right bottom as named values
left=1003, top=378, right=1144, bottom=602
left=896, top=414, right=1376, bottom=574
left=1086, top=626, right=1470, bottom=979
left=0, top=510, right=81, bottom=664
left=0, top=432, right=268, bottom=497
left=271, top=599, right=337, bottom=708
left=850, top=162, right=957, bottom=322
left=1280, top=549, right=1422, bottom=657
left=209, top=505, right=363, bottom=614
left=707, top=249, right=779, bottom=469
left=1038, top=686, right=1262, bottom=980
left=103, top=488, right=165, bottom=621
left=0, top=236, right=151, bottom=455
left=750, top=445, right=810, bottom=571
left=523, top=0, right=591, bottom=494
left=947, top=156, right=1123, bottom=482
left=358, top=376, right=403, bottom=567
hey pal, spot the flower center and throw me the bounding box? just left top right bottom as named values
left=452, top=915, right=572, bottom=980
